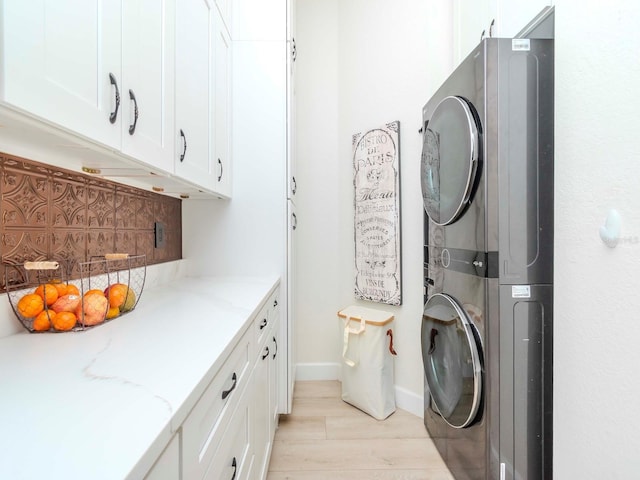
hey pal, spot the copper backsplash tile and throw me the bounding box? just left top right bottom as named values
left=0, top=152, right=182, bottom=291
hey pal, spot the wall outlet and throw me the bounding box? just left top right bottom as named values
left=154, top=222, right=166, bottom=248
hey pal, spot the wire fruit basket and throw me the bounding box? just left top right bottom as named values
left=5, top=254, right=146, bottom=333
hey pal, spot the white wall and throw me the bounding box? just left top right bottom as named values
left=554, top=1, right=640, bottom=477
left=295, top=0, right=453, bottom=407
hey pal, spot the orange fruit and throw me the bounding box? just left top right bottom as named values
left=34, top=283, right=59, bottom=306
left=66, top=284, right=80, bottom=296
left=52, top=311, right=77, bottom=331
left=106, top=284, right=128, bottom=308
left=16, top=293, right=45, bottom=318
left=33, top=310, right=55, bottom=332
left=84, top=289, right=106, bottom=297
left=52, top=283, right=69, bottom=297
left=106, top=306, right=120, bottom=319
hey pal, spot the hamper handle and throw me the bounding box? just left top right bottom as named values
left=386, top=329, right=398, bottom=356
left=342, top=315, right=366, bottom=367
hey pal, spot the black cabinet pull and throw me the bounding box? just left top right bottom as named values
left=179, top=129, right=187, bottom=162
left=230, top=457, right=237, bottom=480
left=273, top=299, right=278, bottom=308
left=217, top=158, right=223, bottom=182
left=489, top=19, right=495, bottom=37
left=259, top=318, right=268, bottom=330
left=292, top=212, right=297, bottom=230
left=272, top=336, right=277, bottom=359
left=109, top=73, right=120, bottom=124
left=262, top=346, right=270, bottom=360
left=292, top=37, right=297, bottom=62
left=128, top=89, right=139, bottom=135
left=221, top=372, right=237, bottom=400
left=291, top=176, right=297, bottom=195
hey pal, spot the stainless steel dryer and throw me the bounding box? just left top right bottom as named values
left=421, top=38, right=554, bottom=480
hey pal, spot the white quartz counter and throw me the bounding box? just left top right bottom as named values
left=0, top=275, right=279, bottom=480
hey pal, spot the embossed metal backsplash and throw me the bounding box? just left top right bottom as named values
left=0, top=153, right=182, bottom=291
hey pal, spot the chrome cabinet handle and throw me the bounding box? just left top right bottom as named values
left=128, top=89, right=138, bottom=135
left=109, top=73, right=120, bottom=124
left=221, top=372, right=237, bottom=400
left=179, top=129, right=187, bottom=162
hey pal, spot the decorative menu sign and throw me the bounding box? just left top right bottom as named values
left=352, top=121, right=402, bottom=306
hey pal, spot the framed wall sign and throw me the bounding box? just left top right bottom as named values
left=352, top=121, right=402, bottom=306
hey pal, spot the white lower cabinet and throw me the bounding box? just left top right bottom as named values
left=203, top=386, right=254, bottom=480
left=253, top=294, right=280, bottom=480
left=144, top=433, right=181, bottom=480
left=149, top=286, right=281, bottom=480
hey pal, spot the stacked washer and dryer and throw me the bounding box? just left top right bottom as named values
left=420, top=39, right=554, bottom=480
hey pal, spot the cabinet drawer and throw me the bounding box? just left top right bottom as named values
left=203, top=390, right=253, bottom=480
left=182, top=327, right=252, bottom=480
left=255, top=290, right=280, bottom=348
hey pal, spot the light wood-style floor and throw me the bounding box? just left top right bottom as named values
left=266, top=380, right=455, bottom=479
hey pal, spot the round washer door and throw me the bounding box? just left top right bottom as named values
left=421, top=95, right=481, bottom=226
left=421, top=293, right=483, bottom=428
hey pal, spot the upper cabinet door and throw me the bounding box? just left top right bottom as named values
left=175, top=0, right=217, bottom=191
left=1, top=0, right=122, bottom=148
left=121, top=0, right=175, bottom=174
left=214, top=10, right=232, bottom=197
left=233, top=0, right=286, bottom=41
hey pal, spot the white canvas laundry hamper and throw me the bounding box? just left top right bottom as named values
left=338, top=305, right=397, bottom=420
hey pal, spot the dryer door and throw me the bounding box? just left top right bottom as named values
left=421, top=95, right=481, bottom=226
left=421, top=293, right=483, bottom=428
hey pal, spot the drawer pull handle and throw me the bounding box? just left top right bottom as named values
left=230, top=457, right=237, bottom=480
left=273, top=299, right=278, bottom=307
left=221, top=372, right=237, bottom=400
left=272, top=336, right=277, bottom=359
left=259, top=318, right=268, bottom=330
left=262, top=346, right=270, bottom=360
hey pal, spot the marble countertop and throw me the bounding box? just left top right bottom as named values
left=0, top=275, right=279, bottom=480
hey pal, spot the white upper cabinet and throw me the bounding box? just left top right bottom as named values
left=174, top=0, right=218, bottom=192
left=286, top=0, right=297, bottom=204
left=233, top=0, right=286, bottom=41
left=214, top=9, right=232, bottom=197
left=215, top=0, right=233, bottom=36
left=453, top=0, right=553, bottom=65
left=121, top=0, right=175, bottom=174
left=0, top=0, right=175, bottom=175
left=1, top=1, right=122, bottom=149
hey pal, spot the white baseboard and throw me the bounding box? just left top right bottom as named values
left=294, top=362, right=424, bottom=418
left=295, top=362, right=341, bottom=381
left=394, top=385, right=424, bottom=418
